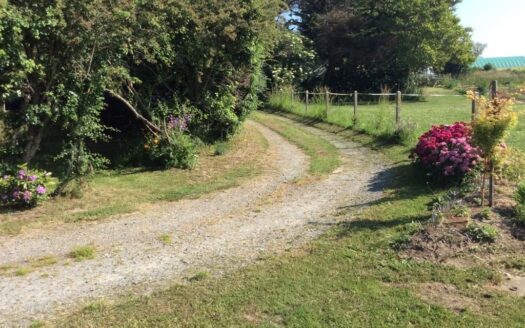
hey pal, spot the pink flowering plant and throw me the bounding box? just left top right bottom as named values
left=411, top=122, right=482, bottom=179
left=0, top=166, right=51, bottom=208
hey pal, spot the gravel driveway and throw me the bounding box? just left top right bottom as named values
left=0, top=115, right=388, bottom=326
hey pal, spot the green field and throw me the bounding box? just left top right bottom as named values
left=270, top=88, right=525, bottom=148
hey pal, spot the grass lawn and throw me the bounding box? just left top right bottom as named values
left=57, top=112, right=525, bottom=328
left=270, top=88, right=525, bottom=148
left=0, top=126, right=268, bottom=236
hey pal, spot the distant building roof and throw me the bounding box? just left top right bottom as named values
left=472, top=56, right=525, bottom=69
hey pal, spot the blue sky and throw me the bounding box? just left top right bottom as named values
left=456, top=0, right=525, bottom=57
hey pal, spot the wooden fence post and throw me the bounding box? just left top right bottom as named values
left=489, top=80, right=498, bottom=207
left=325, top=90, right=329, bottom=118
left=291, top=89, right=294, bottom=108
left=396, top=91, right=402, bottom=126
left=305, top=90, right=309, bottom=114
left=354, top=91, right=358, bottom=118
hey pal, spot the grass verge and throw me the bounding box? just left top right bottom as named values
left=252, top=111, right=341, bottom=176
left=0, top=126, right=269, bottom=235
left=58, top=112, right=525, bottom=327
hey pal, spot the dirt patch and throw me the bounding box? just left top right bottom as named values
left=415, top=282, right=481, bottom=314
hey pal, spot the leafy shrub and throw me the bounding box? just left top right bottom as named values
left=145, top=113, right=198, bottom=170
left=515, top=205, right=525, bottom=226
left=515, top=182, right=525, bottom=205
left=483, top=63, right=495, bottom=71
left=502, top=149, right=525, bottom=182
left=479, top=208, right=492, bottom=221
left=0, top=166, right=50, bottom=208
left=411, top=122, right=481, bottom=179
left=464, top=223, right=499, bottom=243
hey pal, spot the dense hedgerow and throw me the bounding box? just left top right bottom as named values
left=411, top=122, right=481, bottom=180
left=0, top=0, right=282, bottom=191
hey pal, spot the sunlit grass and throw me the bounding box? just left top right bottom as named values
left=0, top=127, right=269, bottom=235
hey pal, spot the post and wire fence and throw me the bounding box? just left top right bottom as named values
left=287, top=89, right=480, bottom=127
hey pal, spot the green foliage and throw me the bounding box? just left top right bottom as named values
left=147, top=132, right=198, bottom=170
left=69, top=245, right=96, bottom=261
left=0, top=0, right=282, bottom=188
left=515, top=182, right=525, bottom=205
left=464, top=223, right=499, bottom=243
left=0, top=165, right=51, bottom=208
left=293, top=0, right=474, bottom=91
left=502, top=149, right=525, bottom=182
left=265, top=25, right=317, bottom=89
left=516, top=205, right=525, bottom=226
left=478, top=208, right=492, bottom=221
left=483, top=63, right=495, bottom=71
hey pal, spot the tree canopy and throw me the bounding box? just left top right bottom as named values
left=290, top=0, right=475, bottom=91
left=0, top=0, right=282, bottom=187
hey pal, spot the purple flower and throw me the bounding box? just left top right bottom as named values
left=2, top=175, right=9, bottom=180
left=28, top=175, right=37, bottom=182
left=36, top=185, right=47, bottom=195
left=18, top=170, right=26, bottom=180
left=23, top=190, right=32, bottom=202
left=12, top=191, right=20, bottom=199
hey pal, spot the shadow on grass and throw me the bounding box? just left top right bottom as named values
left=260, top=107, right=411, bottom=152
left=336, top=214, right=426, bottom=237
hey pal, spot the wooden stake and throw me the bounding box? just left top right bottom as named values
left=354, top=91, right=358, bottom=118
left=291, top=89, right=294, bottom=107
left=396, top=91, right=402, bottom=126
left=305, top=90, right=309, bottom=114
left=325, top=90, right=329, bottom=118
left=489, top=80, right=498, bottom=207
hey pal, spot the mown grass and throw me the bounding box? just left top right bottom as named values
left=270, top=88, right=525, bottom=148
left=0, top=127, right=269, bottom=235
left=252, top=111, right=341, bottom=176
left=58, top=112, right=525, bottom=328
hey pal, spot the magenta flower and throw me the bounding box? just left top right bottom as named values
left=36, top=185, right=47, bottom=195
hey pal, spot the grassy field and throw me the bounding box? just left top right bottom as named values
left=0, top=127, right=268, bottom=235
left=57, top=112, right=525, bottom=328
left=270, top=88, right=525, bottom=148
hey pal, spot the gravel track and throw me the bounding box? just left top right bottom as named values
left=0, top=116, right=388, bottom=327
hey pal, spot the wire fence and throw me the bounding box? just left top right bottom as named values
left=270, top=88, right=480, bottom=142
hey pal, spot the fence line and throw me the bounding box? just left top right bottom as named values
left=286, top=87, right=482, bottom=125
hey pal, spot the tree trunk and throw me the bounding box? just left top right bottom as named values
left=22, top=118, right=49, bottom=164
left=105, top=90, right=162, bottom=135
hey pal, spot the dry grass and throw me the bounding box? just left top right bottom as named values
left=0, top=126, right=269, bottom=236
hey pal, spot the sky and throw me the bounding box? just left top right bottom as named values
left=455, top=0, right=525, bottom=57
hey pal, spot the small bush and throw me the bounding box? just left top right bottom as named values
left=502, top=149, right=525, bottom=182
left=516, top=205, right=525, bottom=226
left=515, top=181, right=525, bottom=205
left=214, top=141, right=230, bottom=156
left=464, top=223, right=499, bottom=243
left=479, top=208, right=492, bottom=221
left=411, top=123, right=481, bottom=180
left=0, top=166, right=51, bottom=208
left=147, top=132, right=198, bottom=170
left=483, top=63, right=495, bottom=71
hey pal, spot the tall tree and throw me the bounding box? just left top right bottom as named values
left=293, top=0, right=475, bottom=91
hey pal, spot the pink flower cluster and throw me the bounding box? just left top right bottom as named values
left=1, top=169, right=49, bottom=208
left=412, top=123, right=481, bottom=178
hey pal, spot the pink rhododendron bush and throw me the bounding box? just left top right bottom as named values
left=0, top=167, right=50, bottom=208
left=411, top=122, right=481, bottom=179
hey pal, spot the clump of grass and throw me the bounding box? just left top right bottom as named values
left=214, top=141, right=230, bottom=156
left=158, top=234, right=173, bottom=245
left=188, top=271, right=208, bottom=282
left=30, top=255, right=58, bottom=268
left=69, top=245, right=96, bottom=261
left=15, top=267, right=32, bottom=276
